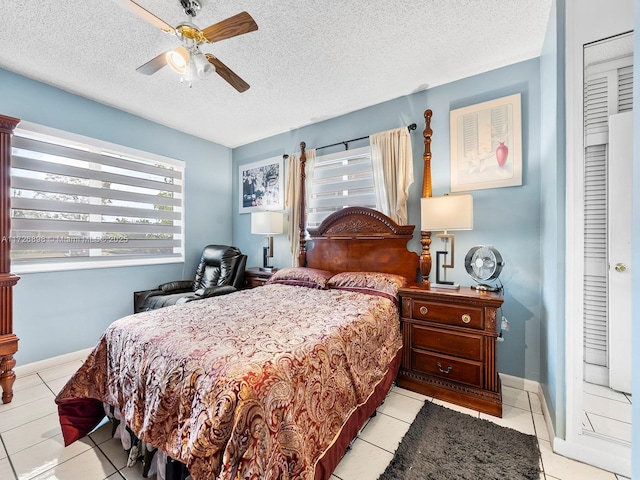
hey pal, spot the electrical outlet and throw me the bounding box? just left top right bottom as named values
left=501, top=316, right=509, bottom=331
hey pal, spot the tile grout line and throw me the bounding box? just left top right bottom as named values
left=0, top=410, right=57, bottom=437
left=527, top=391, right=546, bottom=480
left=91, top=435, right=126, bottom=480
left=370, top=409, right=414, bottom=427
left=357, top=435, right=398, bottom=456
left=0, top=435, right=18, bottom=480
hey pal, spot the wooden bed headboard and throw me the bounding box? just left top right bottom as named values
left=305, top=207, right=419, bottom=281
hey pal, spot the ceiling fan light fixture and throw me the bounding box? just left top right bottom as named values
left=182, top=58, right=198, bottom=84
left=193, top=52, right=213, bottom=79
left=166, top=46, right=190, bottom=75
left=120, top=0, right=257, bottom=92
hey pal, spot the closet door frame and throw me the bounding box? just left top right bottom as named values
left=561, top=1, right=633, bottom=476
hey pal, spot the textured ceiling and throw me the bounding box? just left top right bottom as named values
left=0, top=1, right=552, bottom=148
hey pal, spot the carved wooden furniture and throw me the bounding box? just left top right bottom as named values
left=243, top=266, right=274, bottom=288
left=297, top=142, right=308, bottom=267
left=397, top=284, right=504, bottom=416
left=420, top=109, right=433, bottom=284
left=306, top=206, right=419, bottom=279
left=0, top=114, right=20, bottom=404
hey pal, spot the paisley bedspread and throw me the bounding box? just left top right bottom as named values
left=55, top=283, right=402, bottom=480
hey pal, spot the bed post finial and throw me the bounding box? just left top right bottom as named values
left=420, top=109, right=433, bottom=285
left=298, top=142, right=307, bottom=267
left=422, top=109, right=433, bottom=198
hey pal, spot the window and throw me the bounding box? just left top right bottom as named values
left=307, top=146, right=375, bottom=228
left=9, top=122, right=184, bottom=273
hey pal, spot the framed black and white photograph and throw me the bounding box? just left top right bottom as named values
left=239, top=156, right=284, bottom=213
left=450, top=93, right=522, bottom=192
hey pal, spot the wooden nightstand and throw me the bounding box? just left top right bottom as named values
left=397, top=284, right=504, bottom=417
left=244, top=267, right=275, bottom=289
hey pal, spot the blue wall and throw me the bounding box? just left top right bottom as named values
left=233, top=59, right=543, bottom=381
left=0, top=68, right=233, bottom=364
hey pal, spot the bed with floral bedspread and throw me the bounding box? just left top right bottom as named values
left=55, top=270, right=405, bottom=480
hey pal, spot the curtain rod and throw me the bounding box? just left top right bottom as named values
left=315, top=123, right=417, bottom=152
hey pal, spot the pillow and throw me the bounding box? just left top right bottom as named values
left=265, top=267, right=333, bottom=289
left=327, top=271, right=408, bottom=304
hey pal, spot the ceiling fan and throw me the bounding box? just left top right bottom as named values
left=113, top=0, right=257, bottom=91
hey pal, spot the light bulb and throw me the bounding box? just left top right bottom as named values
left=166, top=46, right=189, bottom=75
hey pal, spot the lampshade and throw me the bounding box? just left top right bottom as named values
left=192, top=51, right=213, bottom=79
left=421, top=194, right=473, bottom=232
left=166, top=46, right=189, bottom=75
left=251, top=211, right=284, bottom=235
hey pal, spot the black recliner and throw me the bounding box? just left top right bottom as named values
left=134, top=245, right=247, bottom=313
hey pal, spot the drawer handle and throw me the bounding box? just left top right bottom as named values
left=437, top=362, right=453, bottom=374
left=419, top=306, right=429, bottom=315
left=461, top=314, right=471, bottom=324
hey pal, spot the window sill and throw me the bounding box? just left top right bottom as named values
left=11, top=256, right=184, bottom=274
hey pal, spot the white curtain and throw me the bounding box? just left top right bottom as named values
left=370, top=127, right=414, bottom=225
left=285, top=148, right=315, bottom=266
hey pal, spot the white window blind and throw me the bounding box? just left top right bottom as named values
left=9, top=124, right=184, bottom=272
left=582, top=55, right=633, bottom=367
left=307, top=146, right=375, bottom=229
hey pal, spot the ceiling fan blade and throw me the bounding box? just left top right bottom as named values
left=206, top=54, right=250, bottom=92
left=136, top=51, right=169, bottom=75
left=201, top=11, right=258, bottom=43
left=113, top=0, right=175, bottom=33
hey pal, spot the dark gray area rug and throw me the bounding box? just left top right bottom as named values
left=378, top=401, right=540, bottom=480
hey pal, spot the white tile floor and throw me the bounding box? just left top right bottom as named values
left=0, top=355, right=630, bottom=480
left=582, top=382, right=632, bottom=445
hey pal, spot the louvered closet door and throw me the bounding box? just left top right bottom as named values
left=608, top=111, right=632, bottom=393
left=583, top=56, right=633, bottom=382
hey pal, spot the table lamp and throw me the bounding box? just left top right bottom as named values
left=251, top=211, right=284, bottom=271
left=421, top=194, right=473, bottom=289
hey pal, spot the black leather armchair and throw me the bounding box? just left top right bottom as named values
left=134, top=245, right=247, bottom=313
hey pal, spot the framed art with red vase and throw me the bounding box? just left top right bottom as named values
left=449, top=93, right=522, bottom=192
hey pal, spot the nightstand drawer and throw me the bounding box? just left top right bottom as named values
left=412, top=325, right=482, bottom=361
left=243, top=267, right=274, bottom=289
left=245, top=276, right=268, bottom=288
left=412, top=301, right=483, bottom=329
left=412, top=350, right=482, bottom=388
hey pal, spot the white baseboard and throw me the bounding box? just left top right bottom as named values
left=499, top=372, right=540, bottom=393
left=537, top=381, right=557, bottom=448
left=14, top=348, right=93, bottom=377
left=553, top=435, right=631, bottom=478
